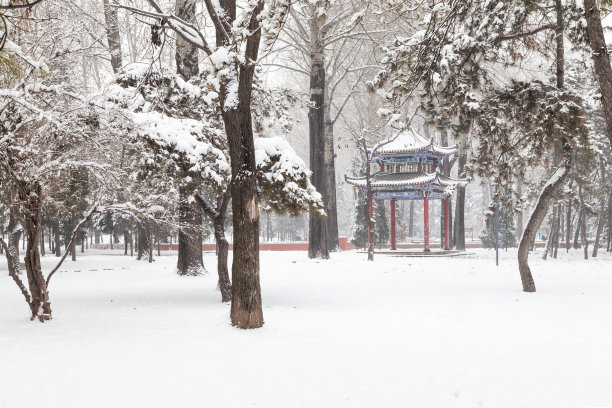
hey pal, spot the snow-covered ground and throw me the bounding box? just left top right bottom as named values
left=1, top=248, right=612, bottom=408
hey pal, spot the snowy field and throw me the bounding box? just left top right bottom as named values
left=1, top=248, right=612, bottom=408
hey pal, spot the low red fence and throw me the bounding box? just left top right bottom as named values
left=151, top=237, right=355, bottom=252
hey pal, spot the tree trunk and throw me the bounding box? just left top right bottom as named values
left=71, top=216, right=76, bottom=261
left=124, top=231, right=129, bottom=255
left=307, top=14, right=329, bottom=259
left=593, top=159, right=606, bottom=257
left=518, top=154, right=571, bottom=292
left=581, top=210, right=589, bottom=260
left=102, top=0, right=122, bottom=73
left=553, top=206, right=562, bottom=258
left=454, top=147, right=467, bottom=250
left=22, top=182, right=52, bottom=321
left=573, top=209, right=583, bottom=249
left=584, top=0, right=612, bottom=149
left=543, top=206, right=557, bottom=260
left=177, top=186, right=204, bottom=275
left=53, top=219, right=61, bottom=257
left=323, top=117, right=339, bottom=251
left=137, top=222, right=150, bottom=261
left=40, top=228, right=45, bottom=256
left=175, top=0, right=199, bottom=80
left=516, top=177, right=524, bottom=237
left=7, top=209, right=22, bottom=275
left=214, top=215, right=232, bottom=302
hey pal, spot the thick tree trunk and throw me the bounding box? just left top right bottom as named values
left=177, top=186, right=204, bottom=275
left=137, top=223, right=151, bottom=261
left=175, top=0, right=199, bottom=80
left=102, top=0, right=122, bottom=73
left=124, top=231, right=129, bottom=255
left=323, top=118, right=339, bottom=250
left=174, top=0, right=203, bottom=275
left=22, top=183, right=52, bottom=321
left=307, top=14, right=329, bottom=259
left=584, top=0, right=612, bottom=149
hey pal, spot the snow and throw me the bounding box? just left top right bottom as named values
left=1, top=249, right=612, bottom=407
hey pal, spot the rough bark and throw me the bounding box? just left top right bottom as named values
left=197, top=193, right=232, bottom=302
left=307, top=9, right=329, bottom=259
left=518, top=152, right=571, bottom=292
left=7, top=209, right=22, bottom=276
left=174, top=0, right=203, bottom=276
left=584, top=0, right=612, bottom=149
left=103, top=0, right=123, bottom=73
left=175, top=0, right=199, bottom=80
left=177, top=186, right=204, bottom=275
left=214, top=215, right=232, bottom=302
left=323, top=117, right=339, bottom=250
left=211, top=0, right=265, bottom=329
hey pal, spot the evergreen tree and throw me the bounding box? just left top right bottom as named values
left=350, top=192, right=369, bottom=249
left=480, top=203, right=517, bottom=249
left=374, top=199, right=389, bottom=247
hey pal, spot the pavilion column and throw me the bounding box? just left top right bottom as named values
left=424, top=194, right=430, bottom=252
left=367, top=195, right=373, bottom=246
left=390, top=199, right=396, bottom=250
left=444, top=197, right=450, bottom=250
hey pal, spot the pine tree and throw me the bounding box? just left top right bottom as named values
left=374, top=199, right=389, bottom=247
left=480, top=204, right=516, bottom=249
left=350, top=192, right=369, bottom=249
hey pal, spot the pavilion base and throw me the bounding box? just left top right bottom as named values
left=358, top=249, right=466, bottom=257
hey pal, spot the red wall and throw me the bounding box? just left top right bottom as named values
left=157, top=237, right=355, bottom=252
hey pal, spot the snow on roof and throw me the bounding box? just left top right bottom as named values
left=345, top=171, right=464, bottom=189
left=373, top=127, right=458, bottom=157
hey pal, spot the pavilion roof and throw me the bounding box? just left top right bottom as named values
left=372, top=128, right=458, bottom=157
left=345, top=171, right=464, bottom=189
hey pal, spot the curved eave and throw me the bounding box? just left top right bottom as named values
left=345, top=172, right=467, bottom=189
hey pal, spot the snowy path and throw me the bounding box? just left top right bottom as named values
left=1, top=249, right=611, bottom=407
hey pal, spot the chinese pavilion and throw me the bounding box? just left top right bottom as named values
left=345, top=127, right=464, bottom=252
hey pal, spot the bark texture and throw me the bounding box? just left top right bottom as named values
left=177, top=186, right=204, bottom=275
left=175, top=0, right=199, bottom=80
left=216, top=0, right=265, bottom=328
left=307, top=10, right=329, bottom=259
left=103, top=0, right=122, bottom=73
left=584, top=0, right=612, bottom=149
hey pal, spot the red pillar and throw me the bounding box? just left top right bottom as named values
left=444, top=197, right=450, bottom=250
left=424, top=194, right=430, bottom=252
left=390, top=199, right=396, bottom=250
left=368, top=196, right=373, bottom=246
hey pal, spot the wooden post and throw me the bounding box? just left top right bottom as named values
left=390, top=199, right=396, bottom=250
left=424, top=194, right=430, bottom=252
left=444, top=197, right=450, bottom=250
